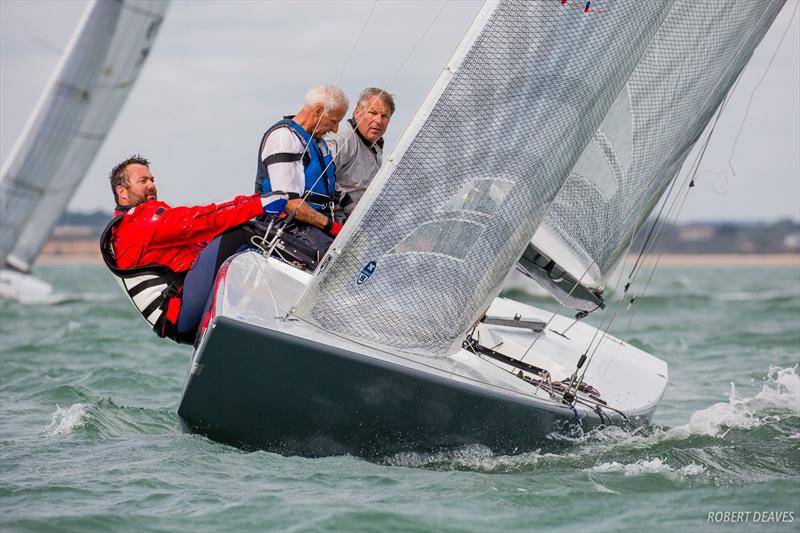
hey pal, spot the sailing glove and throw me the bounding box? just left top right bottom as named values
left=324, top=219, right=343, bottom=237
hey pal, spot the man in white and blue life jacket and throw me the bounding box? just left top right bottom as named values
left=255, top=85, right=348, bottom=257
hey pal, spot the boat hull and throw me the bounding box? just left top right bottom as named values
left=178, top=315, right=611, bottom=457
left=0, top=268, right=54, bottom=303
left=177, top=251, right=666, bottom=457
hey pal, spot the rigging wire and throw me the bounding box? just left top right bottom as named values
left=249, top=3, right=787, bottom=426
left=277, top=0, right=454, bottom=318
left=575, top=107, right=723, bottom=391
left=335, top=1, right=378, bottom=83
left=616, top=4, right=795, bottom=337
left=263, top=0, right=453, bottom=272
left=522, top=4, right=784, bottom=401
left=571, top=4, right=788, bottom=393
left=564, top=69, right=691, bottom=387
left=258, top=1, right=378, bottom=262
left=254, top=1, right=379, bottom=286
left=727, top=1, right=798, bottom=177
left=523, top=52, right=692, bottom=362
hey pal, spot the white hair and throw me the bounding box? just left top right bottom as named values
left=304, top=85, right=349, bottom=113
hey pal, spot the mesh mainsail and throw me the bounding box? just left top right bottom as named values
left=530, top=0, right=785, bottom=290
left=293, top=0, right=676, bottom=355
left=0, top=0, right=169, bottom=271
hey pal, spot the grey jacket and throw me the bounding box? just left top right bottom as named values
left=325, top=119, right=383, bottom=219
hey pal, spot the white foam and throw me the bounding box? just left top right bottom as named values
left=670, top=366, right=799, bottom=438
left=383, top=444, right=561, bottom=470
left=46, top=403, right=87, bottom=436
left=754, top=366, right=800, bottom=413
left=587, top=458, right=705, bottom=477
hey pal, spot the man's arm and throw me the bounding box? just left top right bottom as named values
left=286, top=198, right=339, bottom=235
left=148, top=195, right=264, bottom=247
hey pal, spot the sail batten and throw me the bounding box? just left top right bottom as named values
left=294, top=0, right=678, bottom=354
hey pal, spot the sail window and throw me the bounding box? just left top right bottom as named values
left=439, top=178, right=514, bottom=216
left=391, top=220, right=484, bottom=260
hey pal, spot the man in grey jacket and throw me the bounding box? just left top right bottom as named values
left=325, top=87, right=395, bottom=221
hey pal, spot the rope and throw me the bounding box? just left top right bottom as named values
left=553, top=5, right=783, bottom=399
left=264, top=1, right=454, bottom=271
left=728, top=1, right=798, bottom=176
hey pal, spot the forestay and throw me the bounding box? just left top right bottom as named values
left=529, top=0, right=785, bottom=296
left=294, top=0, right=676, bottom=355
left=0, top=0, right=169, bottom=272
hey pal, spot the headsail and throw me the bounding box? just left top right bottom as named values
left=525, top=0, right=785, bottom=308
left=293, top=0, right=676, bottom=354
left=0, top=0, right=169, bottom=272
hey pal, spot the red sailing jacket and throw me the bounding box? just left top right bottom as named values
left=112, top=195, right=264, bottom=272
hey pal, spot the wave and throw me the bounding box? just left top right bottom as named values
left=46, top=403, right=88, bottom=436
left=669, top=365, right=799, bottom=439
left=382, top=444, right=564, bottom=472
left=45, top=399, right=178, bottom=439
left=380, top=366, right=800, bottom=476
left=585, top=457, right=706, bottom=477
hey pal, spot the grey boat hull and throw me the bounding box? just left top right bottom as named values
left=178, top=316, right=614, bottom=457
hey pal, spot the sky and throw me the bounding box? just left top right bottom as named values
left=1, top=0, right=798, bottom=223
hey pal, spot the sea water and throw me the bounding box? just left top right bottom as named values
left=1, top=263, right=798, bottom=532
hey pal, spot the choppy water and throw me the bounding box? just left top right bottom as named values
left=1, top=263, right=798, bottom=532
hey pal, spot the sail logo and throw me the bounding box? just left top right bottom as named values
left=356, top=260, right=377, bottom=285
left=560, top=0, right=605, bottom=15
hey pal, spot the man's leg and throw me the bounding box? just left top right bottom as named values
left=176, top=224, right=261, bottom=338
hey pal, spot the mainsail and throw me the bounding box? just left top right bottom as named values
left=0, top=0, right=169, bottom=272
left=525, top=0, right=785, bottom=308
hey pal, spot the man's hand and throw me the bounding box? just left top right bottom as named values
left=324, top=219, right=343, bottom=237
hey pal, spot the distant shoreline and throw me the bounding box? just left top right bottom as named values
left=637, top=254, right=800, bottom=267
left=35, top=251, right=800, bottom=267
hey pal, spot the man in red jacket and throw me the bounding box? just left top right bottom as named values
left=101, top=155, right=285, bottom=344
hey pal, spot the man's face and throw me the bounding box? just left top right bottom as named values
left=312, top=105, right=346, bottom=139
left=353, top=96, right=392, bottom=144
left=116, top=163, right=157, bottom=206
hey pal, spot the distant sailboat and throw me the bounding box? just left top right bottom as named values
left=0, top=0, right=169, bottom=302
left=175, top=0, right=784, bottom=456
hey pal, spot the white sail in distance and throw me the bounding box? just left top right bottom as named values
left=0, top=0, right=169, bottom=272
left=526, top=0, right=785, bottom=304
left=294, top=0, right=679, bottom=354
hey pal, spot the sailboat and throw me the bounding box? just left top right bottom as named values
left=0, top=0, right=169, bottom=303
left=177, top=0, right=785, bottom=456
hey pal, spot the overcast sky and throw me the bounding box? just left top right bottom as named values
left=1, top=0, right=798, bottom=222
